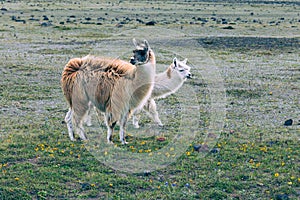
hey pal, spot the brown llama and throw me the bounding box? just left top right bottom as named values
left=61, top=39, right=156, bottom=144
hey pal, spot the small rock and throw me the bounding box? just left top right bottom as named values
left=157, top=137, right=166, bottom=142
left=40, top=22, right=52, bottom=27
left=284, top=119, right=293, bottom=126
left=81, top=182, right=91, bottom=190
left=193, top=144, right=201, bottom=152
left=146, top=21, right=156, bottom=26
left=210, top=147, right=220, bottom=154
left=143, top=171, right=151, bottom=176
left=275, top=194, right=289, bottom=200
left=222, top=26, right=234, bottom=30
left=0, top=7, right=8, bottom=11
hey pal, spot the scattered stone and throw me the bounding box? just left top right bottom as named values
left=0, top=7, right=8, bottom=11
left=143, top=171, right=151, bottom=176
left=193, top=144, right=201, bottom=152
left=241, top=175, right=250, bottom=181
left=284, top=119, right=293, bottom=126
left=81, top=182, right=91, bottom=190
left=43, top=16, right=49, bottom=20
left=145, top=21, right=156, bottom=26
left=157, top=137, right=166, bottom=142
left=136, top=18, right=144, bottom=24
left=210, top=147, right=220, bottom=154
left=222, top=26, right=234, bottom=29
left=115, top=23, right=123, bottom=28
left=28, top=17, right=39, bottom=21
left=40, top=22, right=52, bottom=27
left=275, top=194, right=289, bottom=200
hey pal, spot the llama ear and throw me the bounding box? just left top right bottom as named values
left=183, top=58, right=188, bottom=64
left=132, top=38, right=138, bottom=47
left=144, top=39, right=150, bottom=49
left=173, top=57, right=177, bottom=68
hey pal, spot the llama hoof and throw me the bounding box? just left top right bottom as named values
left=121, top=140, right=128, bottom=145
left=107, top=141, right=114, bottom=145
left=158, top=123, right=164, bottom=127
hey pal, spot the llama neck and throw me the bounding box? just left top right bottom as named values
left=152, top=67, right=185, bottom=99
left=129, top=53, right=156, bottom=112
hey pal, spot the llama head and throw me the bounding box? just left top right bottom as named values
left=130, top=39, right=151, bottom=65
left=171, top=57, right=192, bottom=80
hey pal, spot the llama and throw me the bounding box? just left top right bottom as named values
left=132, top=57, right=192, bottom=128
left=61, top=39, right=156, bottom=144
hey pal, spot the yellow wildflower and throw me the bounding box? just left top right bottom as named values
left=274, top=173, right=279, bottom=177
left=186, top=152, right=191, bottom=156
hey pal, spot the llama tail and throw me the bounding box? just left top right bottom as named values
left=61, top=58, right=83, bottom=107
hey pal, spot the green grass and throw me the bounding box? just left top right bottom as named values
left=0, top=0, right=299, bottom=199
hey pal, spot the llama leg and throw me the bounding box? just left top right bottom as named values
left=84, top=102, right=93, bottom=126
left=105, top=114, right=116, bottom=144
left=148, top=99, right=164, bottom=127
left=72, top=108, right=88, bottom=141
left=65, top=108, right=75, bottom=141
left=132, top=111, right=141, bottom=129
left=106, top=122, right=116, bottom=144
left=119, top=114, right=129, bottom=145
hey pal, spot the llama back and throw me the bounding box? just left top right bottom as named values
left=61, top=58, right=83, bottom=107
left=81, top=56, right=136, bottom=79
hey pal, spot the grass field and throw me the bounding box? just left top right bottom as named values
left=0, top=0, right=299, bottom=199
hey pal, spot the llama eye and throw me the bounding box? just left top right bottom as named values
left=179, top=69, right=185, bottom=72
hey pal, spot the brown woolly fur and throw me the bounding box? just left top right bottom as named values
left=61, top=39, right=155, bottom=143
left=61, top=58, right=83, bottom=107
left=61, top=56, right=136, bottom=108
